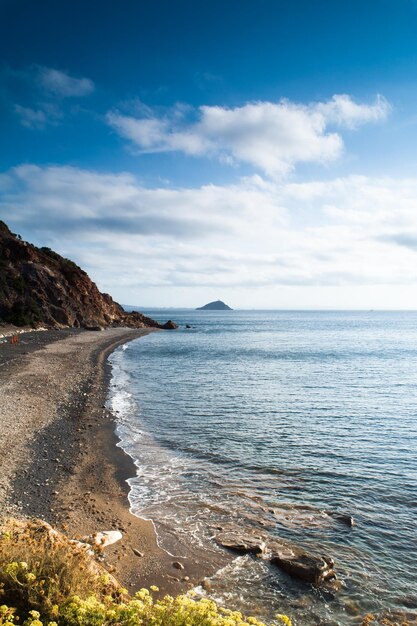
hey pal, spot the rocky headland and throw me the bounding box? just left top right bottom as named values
left=0, top=220, right=176, bottom=330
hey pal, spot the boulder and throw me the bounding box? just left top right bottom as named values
left=162, top=320, right=178, bottom=329
left=215, top=523, right=339, bottom=589
left=215, top=530, right=266, bottom=554
left=269, top=543, right=336, bottom=585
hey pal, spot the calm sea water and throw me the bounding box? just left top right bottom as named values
left=108, top=311, right=417, bottom=625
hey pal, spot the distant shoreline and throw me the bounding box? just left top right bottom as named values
left=0, top=327, right=220, bottom=594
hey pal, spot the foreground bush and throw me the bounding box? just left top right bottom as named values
left=0, top=519, right=118, bottom=618
left=0, top=592, right=292, bottom=626
left=0, top=518, right=291, bottom=626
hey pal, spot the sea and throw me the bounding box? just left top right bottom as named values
left=108, top=310, right=417, bottom=625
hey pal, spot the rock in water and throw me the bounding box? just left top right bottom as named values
left=335, top=514, right=355, bottom=527
left=215, top=530, right=266, bottom=554
left=162, top=320, right=179, bottom=329
left=269, top=543, right=336, bottom=585
left=215, top=524, right=338, bottom=588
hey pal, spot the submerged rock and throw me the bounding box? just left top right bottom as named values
left=334, top=514, right=355, bottom=527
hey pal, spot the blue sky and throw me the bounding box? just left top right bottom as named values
left=2, top=0, right=417, bottom=308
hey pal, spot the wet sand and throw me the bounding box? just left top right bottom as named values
left=0, top=327, right=228, bottom=594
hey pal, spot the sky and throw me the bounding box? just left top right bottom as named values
left=2, top=0, right=417, bottom=309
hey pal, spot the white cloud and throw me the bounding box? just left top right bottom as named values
left=316, top=94, right=390, bottom=129
left=2, top=164, right=417, bottom=308
left=6, top=65, right=94, bottom=129
left=14, top=105, right=47, bottom=129
left=39, top=67, right=95, bottom=97
left=107, top=95, right=389, bottom=177
left=14, top=102, right=62, bottom=129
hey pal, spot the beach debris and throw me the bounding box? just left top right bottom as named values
left=172, top=561, right=185, bottom=570
left=81, top=530, right=123, bottom=548
left=132, top=547, right=144, bottom=557
left=215, top=530, right=266, bottom=555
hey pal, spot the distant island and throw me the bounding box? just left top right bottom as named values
left=196, top=300, right=233, bottom=310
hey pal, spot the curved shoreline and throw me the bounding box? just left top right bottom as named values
left=0, top=327, right=220, bottom=594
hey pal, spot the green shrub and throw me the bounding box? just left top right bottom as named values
left=0, top=519, right=291, bottom=626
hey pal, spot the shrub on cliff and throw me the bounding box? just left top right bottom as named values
left=0, top=518, right=291, bottom=626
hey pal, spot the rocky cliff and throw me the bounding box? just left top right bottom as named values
left=0, top=221, right=170, bottom=329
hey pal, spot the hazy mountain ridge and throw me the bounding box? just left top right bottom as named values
left=0, top=220, right=162, bottom=329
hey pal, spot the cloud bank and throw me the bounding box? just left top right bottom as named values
left=1, top=164, right=416, bottom=306
left=38, top=67, right=95, bottom=98
left=107, top=95, right=389, bottom=177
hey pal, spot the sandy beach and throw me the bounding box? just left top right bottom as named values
left=0, top=327, right=224, bottom=595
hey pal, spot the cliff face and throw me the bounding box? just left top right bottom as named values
left=0, top=221, right=162, bottom=329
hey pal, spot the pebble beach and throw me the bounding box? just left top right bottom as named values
left=0, top=327, right=219, bottom=595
